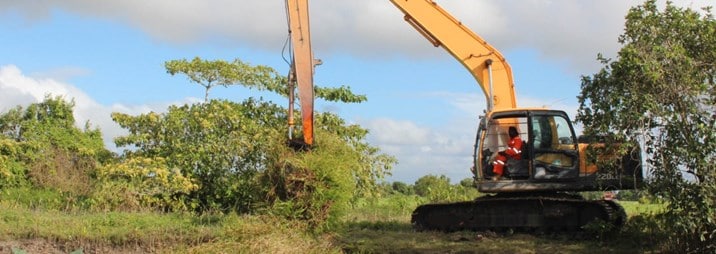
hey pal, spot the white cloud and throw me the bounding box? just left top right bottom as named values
left=362, top=116, right=475, bottom=184
left=0, top=65, right=93, bottom=111
left=0, top=65, right=191, bottom=151
left=364, top=118, right=430, bottom=145
left=360, top=91, right=484, bottom=183
left=3, top=0, right=712, bottom=75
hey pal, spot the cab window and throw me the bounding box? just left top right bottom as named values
left=531, top=115, right=576, bottom=168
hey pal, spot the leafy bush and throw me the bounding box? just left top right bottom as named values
left=258, top=112, right=395, bottom=231
left=619, top=213, right=670, bottom=251
left=92, top=157, right=198, bottom=212
left=261, top=130, right=383, bottom=231
left=315, top=112, right=395, bottom=198
left=414, top=175, right=450, bottom=198
left=0, top=138, right=26, bottom=188
left=414, top=175, right=480, bottom=202
left=391, top=181, right=413, bottom=195
left=27, top=147, right=96, bottom=197
left=0, top=96, right=110, bottom=195
left=583, top=219, right=616, bottom=240
left=142, top=57, right=391, bottom=229
left=112, top=98, right=394, bottom=228
left=112, top=99, right=284, bottom=212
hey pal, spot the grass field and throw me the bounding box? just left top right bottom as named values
left=337, top=198, right=666, bottom=253
left=0, top=199, right=336, bottom=253
left=0, top=191, right=667, bottom=253
left=620, top=200, right=664, bottom=217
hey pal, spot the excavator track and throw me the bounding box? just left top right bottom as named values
left=411, top=193, right=626, bottom=232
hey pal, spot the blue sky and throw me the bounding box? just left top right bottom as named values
left=0, top=0, right=710, bottom=184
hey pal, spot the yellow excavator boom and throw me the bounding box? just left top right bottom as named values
left=389, top=0, right=517, bottom=111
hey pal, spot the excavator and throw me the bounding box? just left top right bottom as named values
left=285, top=0, right=644, bottom=231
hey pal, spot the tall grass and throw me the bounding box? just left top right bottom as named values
left=0, top=187, right=672, bottom=253
left=337, top=194, right=671, bottom=253
left=0, top=187, right=84, bottom=211
left=0, top=188, right=340, bottom=253
left=0, top=201, right=213, bottom=251
left=619, top=200, right=665, bottom=217
left=346, top=194, right=425, bottom=222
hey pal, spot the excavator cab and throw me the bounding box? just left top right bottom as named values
left=474, top=109, right=583, bottom=191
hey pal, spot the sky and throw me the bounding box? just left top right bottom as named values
left=0, top=0, right=712, bottom=184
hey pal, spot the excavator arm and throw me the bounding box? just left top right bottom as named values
left=286, top=0, right=516, bottom=146
left=389, top=0, right=517, bottom=111
left=286, top=0, right=316, bottom=146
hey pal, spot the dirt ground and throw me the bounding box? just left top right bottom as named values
left=0, top=239, right=66, bottom=254
left=0, top=239, right=145, bottom=254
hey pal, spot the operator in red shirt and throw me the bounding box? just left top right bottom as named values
left=492, top=126, right=523, bottom=180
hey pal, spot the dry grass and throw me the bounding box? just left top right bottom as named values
left=0, top=191, right=667, bottom=253
left=0, top=200, right=340, bottom=253
left=179, top=215, right=339, bottom=254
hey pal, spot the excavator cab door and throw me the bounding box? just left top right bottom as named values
left=529, top=112, right=580, bottom=180
left=474, top=112, right=530, bottom=180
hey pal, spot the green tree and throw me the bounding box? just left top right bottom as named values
left=577, top=1, right=715, bottom=251
left=113, top=99, right=283, bottom=212
left=113, top=98, right=394, bottom=228
left=459, top=178, right=474, bottom=188
left=315, top=112, right=395, bottom=198
left=165, top=57, right=284, bottom=102
left=165, top=57, right=367, bottom=104
left=117, top=58, right=393, bottom=228
left=414, top=174, right=451, bottom=201
left=391, top=181, right=413, bottom=195
left=0, top=95, right=111, bottom=194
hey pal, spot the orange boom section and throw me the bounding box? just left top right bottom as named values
left=286, top=0, right=316, bottom=145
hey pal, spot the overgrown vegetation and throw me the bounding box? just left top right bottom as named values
left=1, top=1, right=713, bottom=252
left=0, top=198, right=337, bottom=253
left=0, top=58, right=392, bottom=234
left=577, top=1, right=715, bottom=252
left=0, top=96, right=111, bottom=207
left=1, top=179, right=665, bottom=253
